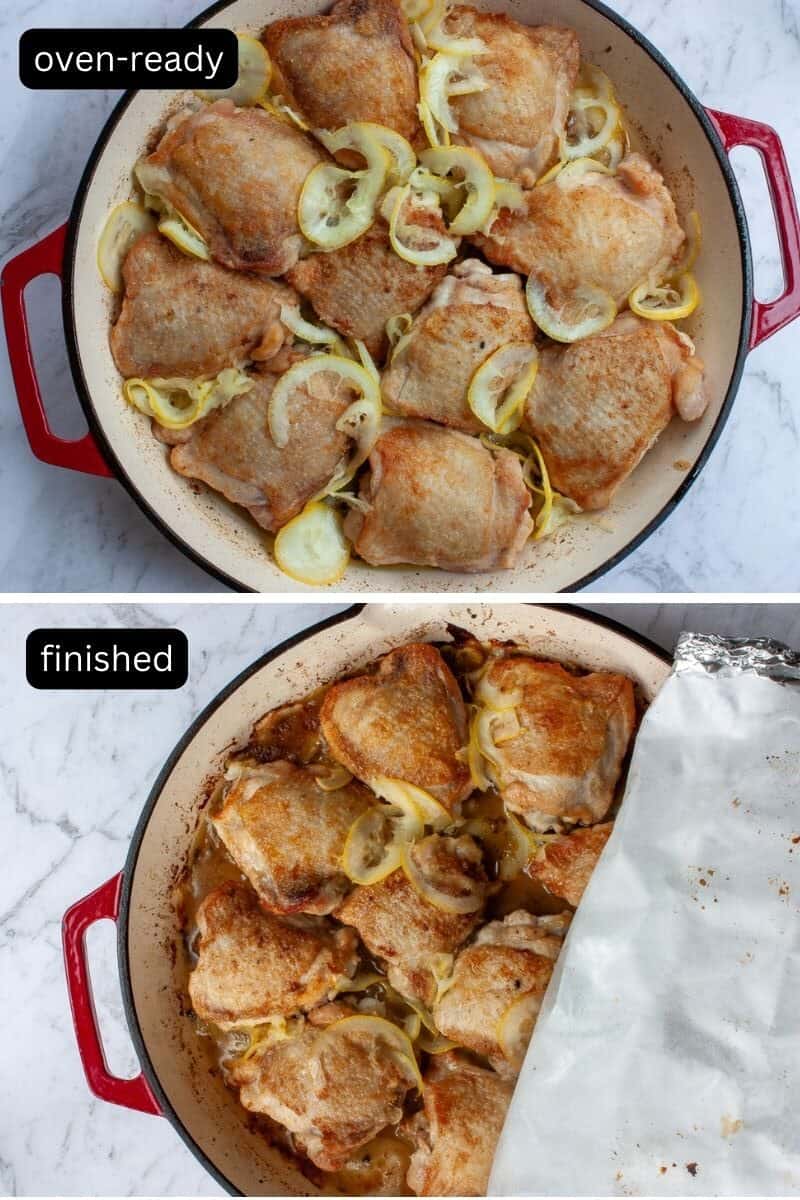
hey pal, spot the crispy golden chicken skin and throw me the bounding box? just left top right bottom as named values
left=527, top=821, right=613, bottom=907
left=445, top=7, right=579, bottom=182
left=320, top=642, right=472, bottom=811
left=523, top=313, right=708, bottom=511
left=263, top=0, right=420, bottom=141
left=433, top=911, right=569, bottom=1077
left=212, top=762, right=371, bottom=915
left=335, top=835, right=489, bottom=1005
left=188, top=882, right=358, bottom=1029
left=229, top=1011, right=419, bottom=1170
left=110, top=233, right=295, bottom=379
left=480, top=657, right=636, bottom=831
left=136, top=100, right=325, bottom=276
left=382, top=260, right=535, bottom=432
left=344, top=423, right=534, bottom=572
left=473, top=153, right=685, bottom=307
left=287, top=219, right=448, bottom=362
left=168, top=369, right=352, bottom=532
left=405, top=1053, right=514, bottom=1196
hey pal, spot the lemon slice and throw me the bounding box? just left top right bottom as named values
left=268, top=354, right=378, bottom=448
left=417, top=98, right=450, bottom=148
left=575, top=62, right=617, bottom=104
left=561, top=94, right=619, bottom=161
left=279, top=304, right=341, bottom=348
left=629, top=272, right=700, bottom=322
left=138, top=381, right=210, bottom=429
left=371, top=777, right=451, bottom=830
left=321, top=1015, right=422, bottom=1090
left=123, top=370, right=252, bottom=431
left=526, top=276, right=617, bottom=343
left=299, top=149, right=388, bottom=251
left=402, top=0, right=433, bottom=20
left=493, top=177, right=525, bottom=213
left=467, top=342, right=539, bottom=435
left=399, top=841, right=484, bottom=914
left=419, top=0, right=447, bottom=36
left=273, top=502, right=351, bottom=587
left=157, top=211, right=210, bottom=260
left=388, top=184, right=458, bottom=266
left=419, top=52, right=487, bottom=144
left=535, top=160, right=567, bottom=188
left=418, top=1028, right=458, bottom=1054
left=495, top=993, right=537, bottom=1062
left=97, top=201, right=156, bottom=292
left=318, top=122, right=416, bottom=188
left=341, top=804, right=419, bottom=885
left=418, top=145, right=495, bottom=236
left=386, top=312, right=414, bottom=350
left=196, top=33, right=271, bottom=106
left=425, top=24, right=486, bottom=56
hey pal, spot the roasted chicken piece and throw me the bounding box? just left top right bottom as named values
left=405, top=1053, right=514, bottom=1196
left=444, top=7, right=579, bottom=183
left=168, top=369, right=352, bottom=532
left=335, top=835, right=489, bottom=1005
left=523, top=313, right=708, bottom=510
left=212, top=762, right=371, bottom=915
left=473, top=153, right=685, bottom=307
left=263, top=0, right=420, bottom=141
left=478, top=657, right=636, bottom=831
left=287, top=218, right=448, bottom=362
left=110, top=233, right=295, bottom=379
left=527, top=821, right=614, bottom=907
left=188, top=882, right=358, bottom=1029
left=382, top=260, right=535, bottom=432
left=433, top=911, right=569, bottom=1077
left=136, top=101, right=325, bottom=276
left=344, top=423, right=533, bottom=572
left=320, top=642, right=472, bottom=812
left=229, top=1006, right=420, bottom=1170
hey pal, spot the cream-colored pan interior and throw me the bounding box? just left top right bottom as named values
left=69, top=0, right=746, bottom=592
left=124, top=603, right=671, bottom=1195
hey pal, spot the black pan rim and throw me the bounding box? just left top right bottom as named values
left=61, top=0, right=753, bottom=595
left=116, top=600, right=671, bottom=1196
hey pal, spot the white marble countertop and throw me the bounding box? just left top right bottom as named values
left=2, top=598, right=800, bottom=1196
left=1, top=0, right=799, bottom=593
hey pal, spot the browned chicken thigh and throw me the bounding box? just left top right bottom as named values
left=320, top=642, right=472, bottom=811
left=405, top=1053, right=514, bottom=1196
left=433, top=911, right=569, bottom=1076
left=110, top=233, right=295, bottom=379
left=382, top=260, right=535, bottom=431
left=287, top=218, right=448, bottom=362
left=212, top=762, right=371, bottom=914
left=523, top=313, right=708, bottom=510
left=169, top=369, right=352, bottom=532
left=136, top=101, right=325, bottom=276
left=476, top=657, right=636, bottom=831
left=188, top=882, right=358, bottom=1029
left=527, top=821, right=614, bottom=907
left=344, top=423, right=533, bottom=572
left=264, top=0, right=420, bottom=141
left=445, top=6, right=579, bottom=183
left=473, top=153, right=685, bottom=307
left=230, top=1007, right=420, bottom=1170
left=335, top=835, right=489, bottom=1005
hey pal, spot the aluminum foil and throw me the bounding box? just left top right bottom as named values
left=675, top=630, right=800, bottom=682
left=490, top=631, right=800, bottom=1196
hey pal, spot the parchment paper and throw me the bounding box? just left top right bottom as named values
left=490, top=634, right=800, bottom=1196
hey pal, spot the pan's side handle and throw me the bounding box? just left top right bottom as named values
left=1, top=223, right=112, bottom=476
left=62, top=873, right=161, bottom=1115
left=708, top=110, right=800, bottom=349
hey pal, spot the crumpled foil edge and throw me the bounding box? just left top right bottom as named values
left=674, top=630, right=800, bottom=683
